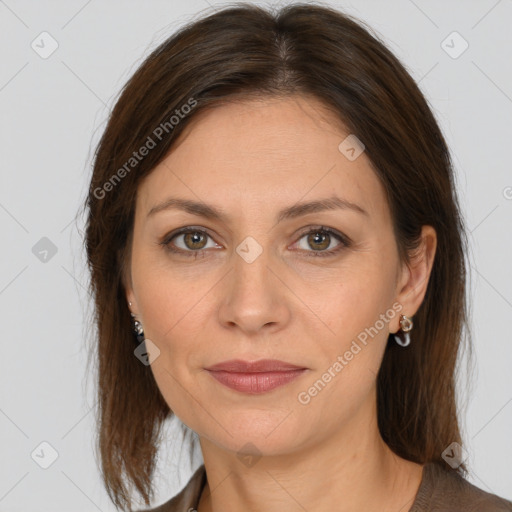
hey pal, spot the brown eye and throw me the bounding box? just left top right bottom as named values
left=163, top=228, right=219, bottom=254
left=294, top=227, right=350, bottom=257
left=306, top=231, right=331, bottom=251
left=182, top=231, right=208, bottom=250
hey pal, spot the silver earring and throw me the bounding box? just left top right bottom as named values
left=134, top=320, right=144, bottom=342
left=394, top=314, right=413, bottom=347
left=130, top=311, right=145, bottom=343
left=129, top=301, right=145, bottom=343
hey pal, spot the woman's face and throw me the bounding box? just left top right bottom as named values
left=126, top=95, right=426, bottom=458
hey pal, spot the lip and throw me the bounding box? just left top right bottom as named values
left=204, top=359, right=308, bottom=394
left=205, top=359, right=306, bottom=372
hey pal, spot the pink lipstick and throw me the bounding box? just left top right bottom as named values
left=205, top=359, right=307, bottom=394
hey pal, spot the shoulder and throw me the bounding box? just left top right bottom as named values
left=135, top=464, right=206, bottom=512
left=411, top=461, right=512, bottom=512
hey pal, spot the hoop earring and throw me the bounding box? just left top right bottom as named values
left=394, top=314, right=413, bottom=347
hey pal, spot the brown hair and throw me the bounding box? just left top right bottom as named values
left=83, top=2, right=472, bottom=510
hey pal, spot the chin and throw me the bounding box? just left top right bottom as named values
left=198, top=413, right=309, bottom=458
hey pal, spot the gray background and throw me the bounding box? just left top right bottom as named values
left=1, top=0, right=511, bottom=510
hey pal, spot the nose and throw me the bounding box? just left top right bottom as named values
left=217, top=243, right=292, bottom=336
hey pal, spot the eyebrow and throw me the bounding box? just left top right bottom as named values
left=147, top=195, right=368, bottom=223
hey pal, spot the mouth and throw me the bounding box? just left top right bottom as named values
left=204, top=359, right=308, bottom=394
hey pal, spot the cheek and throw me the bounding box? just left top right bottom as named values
left=294, top=284, right=395, bottom=431
left=301, top=260, right=395, bottom=342
left=133, top=248, right=212, bottom=340
left=332, top=286, right=394, bottom=346
left=134, top=268, right=209, bottom=417
left=300, top=261, right=397, bottom=402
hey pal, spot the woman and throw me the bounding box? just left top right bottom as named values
left=84, top=3, right=512, bottom=511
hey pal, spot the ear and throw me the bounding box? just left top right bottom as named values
left=391, top=225, right=437, bottom=333
left=120, top=250, right=139, bottom=316
left=126, top=286, right=138, bottom=316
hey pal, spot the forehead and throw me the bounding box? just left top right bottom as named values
left=137, top=95, right=388, bottom=223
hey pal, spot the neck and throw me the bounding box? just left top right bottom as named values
left=196, top=389, right=424, bottom=512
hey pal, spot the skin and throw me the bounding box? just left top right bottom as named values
left=125, top=95, right=437, bottom=512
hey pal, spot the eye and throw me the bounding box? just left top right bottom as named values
left=160, top=225, right=350, bottom=258
left=161, top=227, right=220, bottom=256
left=293, top=226, right=350, bottom=257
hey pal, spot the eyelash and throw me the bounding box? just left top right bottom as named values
left=159, top=225, right=351, bottom=259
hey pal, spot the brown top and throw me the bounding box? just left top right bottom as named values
left=138, top=462, right=512, bottom=511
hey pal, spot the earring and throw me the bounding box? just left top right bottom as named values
left=394, top=314, right=413, bottom=347
left=130, top=311, right=145, bottom=343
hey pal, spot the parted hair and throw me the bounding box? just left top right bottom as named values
left=83, top=3, right=472, bottom=510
